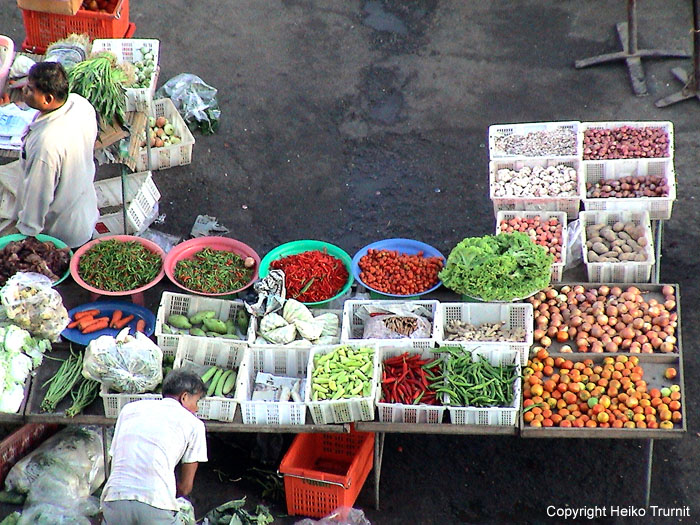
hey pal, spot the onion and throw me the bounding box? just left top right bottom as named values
left=598, top=285, right=610, bottom=296
left=664, top=300, right=676, bottom=310
left=661, top=285, right=674, bottom=297
left=610, top=286, right=623, bottom=297
left=244, top=257, right=256, bottom=268
left=590, top=342, right=604, bottom=353
left=605, top=341, right=618, bottom=353
left=619, top=327, right=635, bottom=340
left=660, top=342, right=674, bottom=353
left=534, top=329, right=545, bottom=341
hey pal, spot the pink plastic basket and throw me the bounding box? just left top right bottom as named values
left=0, top=36, right=14, bottom=96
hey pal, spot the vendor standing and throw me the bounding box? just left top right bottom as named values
left=0, top=61, right=99, bottom=247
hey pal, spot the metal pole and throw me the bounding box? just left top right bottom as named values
left=645, top=439, right=654, bottom=507
left=628, top=0, right=638, bottom=54
left=692, top=0, right=700, bottom=89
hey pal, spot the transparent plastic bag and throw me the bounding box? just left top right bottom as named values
left=565, top=218, right=583, bottom=269
left=176, top=497, right=196, bottom=525
left=155, top=74, right=220, bottom=135
left=18, top=502, right=93, bottom=525
left=294, top=507, right=372, bottom=525
left=83, top=329, right=163, bottom=393
left=0, top=273, right=69, bottom=341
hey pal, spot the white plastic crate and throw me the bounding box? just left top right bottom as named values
left=173, top=337, right=246, bottom=422
left=495, top=210, right=568, bottom=282
left=376, top=347, right=446, bottom=424
left=580, top=210, right=655, bottom=283
left=439, top=302, right=533, bottom=366
left=92, top=38, right=160, bottom=112
left=305, top=343, right=380, bottom=425
left=136, top=98, right=196, bottom=171
left=340, top=299, right=441, bottom=350
left=489, top=157, right=581, bottom=220
left=488, top=121, right=581, bottom=160
left=580, top=121, right=674, bottom=161
left=235, top=346, right=309, bottom=425
left=580, top=158, right=676, bottom=221
left=93, top=171, right=160, bottom=238
left=155, top=292, right=254, bottom=357
left=438, top=345, right=521, bottom=426
left=100, top=386, right=162, bottom=419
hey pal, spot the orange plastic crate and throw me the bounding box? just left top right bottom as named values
left=279, top=431, right=374, bottom=518
left=21, top=0, right=130, bottom=54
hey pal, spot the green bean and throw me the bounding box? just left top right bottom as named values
left=41, top=348, right=83, bottom=412
left=65, top=377, right=100, bottom=417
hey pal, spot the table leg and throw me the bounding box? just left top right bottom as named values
left=102, top=426, right=111, bottom=480
left=645, top=438, right=654, bottom=506
left=653, top=220, right=663, bottom=284
left=373, top=432, right=385, bottom=510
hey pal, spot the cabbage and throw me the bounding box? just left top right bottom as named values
left=9, top=352, right=32, bottom=383
left=4, top=325, right=31, bottom=354
left=282, top=299, right=314, bottom=324
left=0, top=382, right=25, bottom=413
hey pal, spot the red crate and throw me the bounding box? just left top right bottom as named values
left=21, top=0, right=131, bottom=54
left=279, top=431, right=374, bottom=518
left=0, top=424, right=59, bottom=485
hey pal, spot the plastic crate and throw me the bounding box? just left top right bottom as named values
left=173, top=337, right=246, bottom=422
left=0, top=424, right=59, bottom=485
left=580, top=210, right=654, bottom=283
left=305, top=343, right=380, bottom=425
left=495, top=210, right=568, bottom=282
left=488, top=121, right=581, bottom=160
left=0, top=36, right=14, bottom=96
left=279, top=431, right=374, bottom=518
left=236, top=346, right=309, bottom=425
left=580, top=158, right=676, bottom=221
left=439, top=302, right=533, bottom=366
left=489, top=157, right=581, bottom=220
left=93, top=171, right=160, bottom=238
left=439, top=346, right=521, bottom=426
left=91, top=38, right=160, bottom=112
left=580, top=121, right=674, bottom=161
left=100, top=386, right=162, bottom=419
left=340, top=299, right=441, bottom=350
left=155, top=291, right=254, bottom=357
left=20, top=0, right=130, bottom=54
left=136, top=98, right=195, bottom=171
left=376, top=347, right=446, bottom=424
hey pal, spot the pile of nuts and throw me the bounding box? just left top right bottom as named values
left=586, top=175, right=669, bottom=198
left=498, top=215, right=563, bottom=262
left=583, top=126, right=670, bottom=160
left=493, top=165, right=578, bottom=198
left=444, top=320, right=527, bottom=342
left=493, top=128, right=577, bottom=157
left=584, top=221, right=649, bottom=263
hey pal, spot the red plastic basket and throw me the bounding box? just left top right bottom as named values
left=279, top=431, right=374, bottom=518
left=0, top=424, right=59, bottom=485
left=21, top=0, right=131, bottom=54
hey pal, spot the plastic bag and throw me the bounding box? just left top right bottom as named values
left=294, top=507, right=372, bottom=525
left=176, top=497, right=196, bottom=525
left=83, top=328, right=163, bottom=393
left=155, top=74, right=220, bottom=135
left=0, top=273, right=69, bottom=341
left=565, top=218, right=583, bottom=269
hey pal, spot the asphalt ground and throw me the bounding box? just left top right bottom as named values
left=1, top=1, right=700, bottom=523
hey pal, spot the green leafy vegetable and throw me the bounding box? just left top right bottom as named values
left=439, top=232, right=553, bottom=301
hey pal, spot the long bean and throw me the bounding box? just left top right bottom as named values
left=65, top=377, right=100, bottom=418
left=41, top=348, right=83, bottom=412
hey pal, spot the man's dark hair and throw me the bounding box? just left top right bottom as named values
left=28, top=62, right=69, bottom=101
left=162, top=369, right=206, bottom=397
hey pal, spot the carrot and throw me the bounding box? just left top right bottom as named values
left=109, top=310, right=123, bottom=328
left=74, top=309, right=100, bottom=320
left=79, top=316, right=109, bottom=332
left=67, top=319, right=84, bottom=329
left=112, top=314, right=134, bottom=329
left=81, top=319, right=109, bottom=334
left=135, top=319, right=146, bottom=332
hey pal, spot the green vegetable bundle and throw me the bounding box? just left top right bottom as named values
left=67, top=52, right=128, bottom=126
left=439, top=232, right=553, bottom=301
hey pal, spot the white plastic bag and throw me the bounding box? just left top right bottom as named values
left=294, top=507, right=372, bottom=525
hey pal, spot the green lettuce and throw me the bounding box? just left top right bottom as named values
left=439, top=232, right=553, bottom=301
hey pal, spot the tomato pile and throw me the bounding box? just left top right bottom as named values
left=498, top=216, right=563, bottom=262
left=81, top=0, right=118, bottom=12
left=523, top=348, right=682, bottom=429
left=358, top=249, right=443, bottom=296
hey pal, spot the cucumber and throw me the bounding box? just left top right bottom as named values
left=200, top=365, right=219, bottom=384
left=215, top=370, right=232, bottom=397
left=222, top=370, right=237, bottom=395
left=207, top=368, right=224, bottom=397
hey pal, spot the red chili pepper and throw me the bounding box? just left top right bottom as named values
left=270, top=249, right=349, bottom=302
left=382, top=352, right=442, bottom=406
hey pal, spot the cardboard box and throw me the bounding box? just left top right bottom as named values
left=17, top=0, right=82, bottom=15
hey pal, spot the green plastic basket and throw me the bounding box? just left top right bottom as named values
left=0, top=234, right=72, bottom=286
left=258, top=240, right=354, bottom=306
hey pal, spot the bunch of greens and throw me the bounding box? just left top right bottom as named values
left=67, top=52, right=128, bottom=126
left=203, top=497, right=274, bottom=525
left=439, top=232, right=553, bottom=301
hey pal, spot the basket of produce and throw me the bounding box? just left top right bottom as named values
left=439, top=302, right=533, bottom=366
left=522, top=349, right=685, bottom=436
left=526, top=284, right=679, bottom=355
left=70, top=235, right=165, bottom=296
left=341, top=299, right=441, bottom=350
left=439, top=232, right=553, bottom=302
left=164, top=236, right=260, bottom=296
left=489, top=157, right=581, bottom=219
left=173, top=337, right=244, bottom=422
left=351, top=238, right=444, bottom=298
left=438, top=344, right=521, bottom=426
left=305, top=343, right=379, bottom=425
left=91, top=38, right=159, bottom=112
left=580, top=158, right=676, bottom=221
left=259, top=240, right=353, bottom=306
left=488, top=120, right=580, bottom=160
left=495, top=211, right=567, bottom=282
left=580, top=210, right=654, bottom=283
left=62, top=301, right=155, bottom=345
left=0, top=234, right=72, bottom=286
left=136, top=98, right=196, bottom=171
left=236, top=346, right=310, bottom=425
left=581, top=121, right=673, bottom=161
left=377, top=348, right=446, bottom=424
left=251, top=298, right=341, bottom=346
